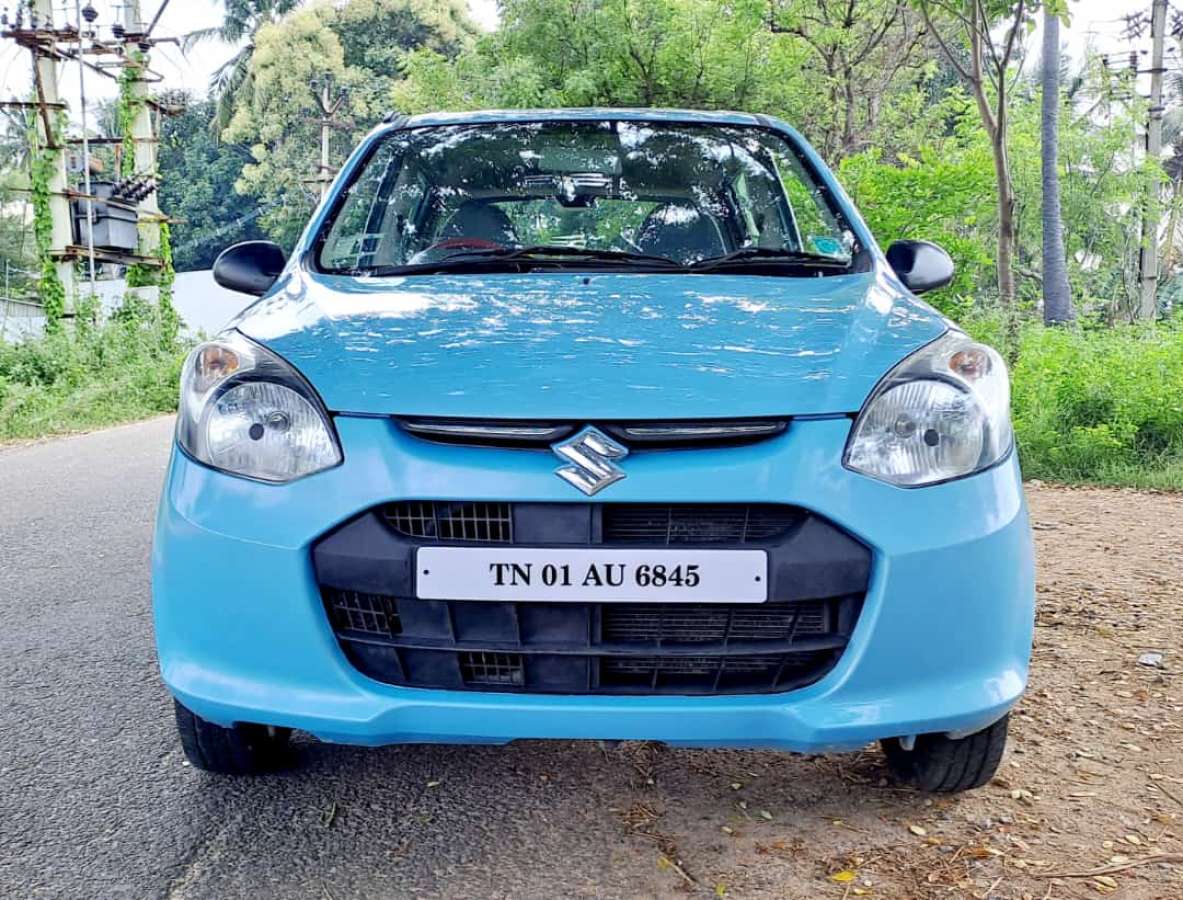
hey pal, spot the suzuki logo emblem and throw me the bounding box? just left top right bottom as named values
left=552, top=426, right=628, bottom=496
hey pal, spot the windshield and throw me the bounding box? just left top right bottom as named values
left=314, top=120, right=863, bottom=275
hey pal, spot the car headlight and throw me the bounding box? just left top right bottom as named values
left=844, top=331, right=1012, bottom=486
left=177, top=330, right=342, bottom=482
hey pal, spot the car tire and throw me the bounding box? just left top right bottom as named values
left=174, top=699, right=292, bottom=775
left=881, top=714, right=1008, bottom=793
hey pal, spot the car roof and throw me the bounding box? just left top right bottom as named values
left=396, top=107, right=765, bottom=128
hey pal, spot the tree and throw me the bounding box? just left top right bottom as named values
left=914, top=0, right=1038, bottom=315
left=1040, top=3, right=1073, bottom=323
left=394, top=0, right=940, bottom=152
left=769, top=0, right=930, bottom=162
left=183, top=0, right=302, bottom=135
left=224, top=0, right=476, bottom=246
left=156, top=93, right=267, bottom=271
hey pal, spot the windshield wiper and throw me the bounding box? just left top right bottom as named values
left=689, top=247, right=852, bottom=272
left=368, top=245, right=683, bottom=276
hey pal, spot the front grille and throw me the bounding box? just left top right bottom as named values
left=321, top=591, right=858, bottom=695
left=314, top=501, right=871, bottom=697
left=385, top=501, right=513, bottom=543
left=599, top=652, right=831, bottom=691
left=382, top=502, right=799, bottom=546
left=397, top=417, right=788, bottom=449
left=459, top=651, right=525, bottom=686
left=603, top=505, right=800, bottom=545
left=601, top=602, right=827, bottom=643
left=327, top=589, right=401, bottom=636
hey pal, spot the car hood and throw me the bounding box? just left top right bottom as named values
left=233, top=269, right=948, bottom=419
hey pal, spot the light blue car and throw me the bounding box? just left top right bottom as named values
left=153, top=109, right=1034, bottom=791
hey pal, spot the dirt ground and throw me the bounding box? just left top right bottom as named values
left=600, top=484, right=1182, bottom=899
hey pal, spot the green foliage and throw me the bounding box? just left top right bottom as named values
left=0, top=306, right=189, bottom=442
left=156, top=93, right=267, bottom=271
left=954, top=315, right=1183, bottom=488
left=1012, top=322, right=1183, bottom=482
left=156, top=220, right=179, bottom=346
left=394, top=0, right=821, bottom=118
left=223, top=0, right=476, bottom=247
left=27, top=121, right=65, bottom=333
left=839, top=93, right=998, bottom=318
left=840, top=78, right=1147, bottom=320
left=116, top=54, right=146, bottom=179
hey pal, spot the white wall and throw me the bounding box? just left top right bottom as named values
left=2, top=270, right=255, bottom=342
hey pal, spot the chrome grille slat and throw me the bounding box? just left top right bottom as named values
left=396, top=417, right=788, bottom=449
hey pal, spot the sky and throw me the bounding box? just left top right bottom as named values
left=0, top=0, right=1160, bottom=131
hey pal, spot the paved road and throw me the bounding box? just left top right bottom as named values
left=2, top=418, right=702, bottom=900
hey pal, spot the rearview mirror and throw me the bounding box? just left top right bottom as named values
left=885, top=240, right=955, bottom=295
left=212, top=241, right=286, bottom=296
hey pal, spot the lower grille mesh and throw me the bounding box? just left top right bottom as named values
left=385, top=501, right=513, bottom=543
left=322, top=590, right=857, bottom=695
left=459, top=651, right=525, bottom=686
left=381, top=502, right=801, bottom=546
left=602, top=602, right=826, bottom=643
left=327, top=590, right=401, bottom=636
left=603, top=505, right=802, bottom=545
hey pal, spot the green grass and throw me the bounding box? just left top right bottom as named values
left=964, top=315, right=1183, bottom=491
left=0, top=308, right=188, bottom=443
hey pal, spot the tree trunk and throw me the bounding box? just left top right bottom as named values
left=1040, top=8, right=1075, bottom=324
left=1162, top=172, right=1183, bottom=274
left=966, top=14, right=1016, bottom=311
left=994, top=134, right=1018, bottom=310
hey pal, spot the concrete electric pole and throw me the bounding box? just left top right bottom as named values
left=1138, top=0, right=1168, bottom=319
left=122, top=0, right=162, bottom=305
left=311, top=74, right=348, bottom=201
left=31, top=0, right=77, bottom=319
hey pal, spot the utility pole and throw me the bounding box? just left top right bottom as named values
left=76, top=0, right=96, bottom=294
left=311, top=74, right=347, bottom=201
left=1138, top=0, right=1168, bottom=319
left=121, top=0, right=161, bottom=305
left=31, top=0, right=77, bottom=321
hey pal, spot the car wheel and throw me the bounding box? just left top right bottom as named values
left=881, top=714, right=1008, bottom=793
left=174, top=699, right=292, bottom=775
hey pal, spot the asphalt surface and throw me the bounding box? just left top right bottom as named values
left=0, top=418, right=700, bottom=899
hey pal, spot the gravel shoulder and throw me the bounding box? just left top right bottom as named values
left=1, top=420, right=1179, bottom=899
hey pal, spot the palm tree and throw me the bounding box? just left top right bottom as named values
left=183, top=0, right=302, bottom=135
left=1157, top=61, right=1183, bottom=278
left=1040, top=6, right=1074, bottom=324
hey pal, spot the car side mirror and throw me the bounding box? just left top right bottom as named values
left=885, top=240, right=955, bottom=295
left=212, top=241, right=287, bottom=296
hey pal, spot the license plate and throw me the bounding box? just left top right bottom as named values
left=415, top=548, right=768, bottom=603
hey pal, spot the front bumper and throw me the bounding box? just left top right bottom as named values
left=152, top=416, right=1034, bottom=753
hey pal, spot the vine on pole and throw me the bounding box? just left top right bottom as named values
left=117, top=47, right=176, bottom=339
left=28, top=115, right=66, bottom=333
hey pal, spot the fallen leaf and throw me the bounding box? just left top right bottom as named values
left=830, top=870, right=857, bottom=883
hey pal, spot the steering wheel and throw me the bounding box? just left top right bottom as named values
left=424, top=237, right=504, bottom=253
